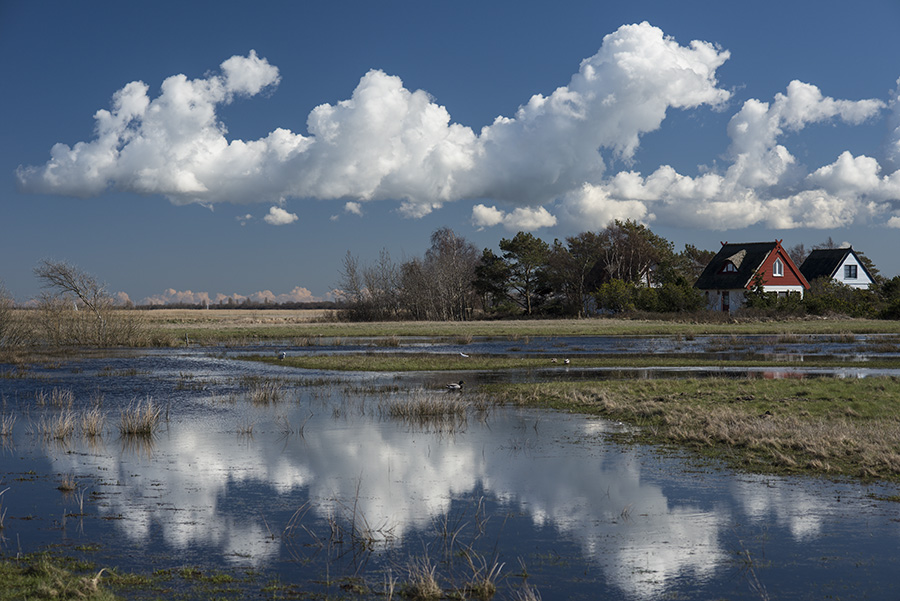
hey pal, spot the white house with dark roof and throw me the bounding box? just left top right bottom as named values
left=694, top=240, right=809, bottom=313
left=799, top=247, right=875, bottom=290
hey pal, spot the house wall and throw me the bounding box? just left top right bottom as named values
left=755, top=248, right=807, bottom=298
left=705, top=289, right=745, bottom=313
left=834, top=255, right=873, bottom=289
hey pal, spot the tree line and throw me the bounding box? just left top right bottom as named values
left=338, top=221, right=900, bottom=321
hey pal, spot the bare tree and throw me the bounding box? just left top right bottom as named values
left=33, top=259, right=142, bottom=346
left=423, top=227, right=479, bottom=320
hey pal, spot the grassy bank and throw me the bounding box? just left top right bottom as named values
left=487, top=377, right=900, bottom=483
left=132, top=310, right=900, bottom=343
left=0, top=553, right=118, bottom=601
left=249, top=352, right=899, bottom=372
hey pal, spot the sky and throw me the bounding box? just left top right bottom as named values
left=2, top=0, right=900, bottom=305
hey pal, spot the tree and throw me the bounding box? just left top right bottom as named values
left=499, top=232, right=550, bottom=315
left=473, top=248, right=511, bottom=314
left=33, top=259, right=142, bottom=346
left=595, top=220, right=674, bottom=286
left=674, top=244, right=717, bottom=284
left=35, top=259, right=114, bottom=345
left=543, top=232, right=603, bottom=317
left=422, top=227, right=479, bottom=320
left=787, top=243, right=808, bottom=267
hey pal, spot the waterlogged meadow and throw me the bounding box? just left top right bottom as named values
left=1, top=336, right=900, bottom=599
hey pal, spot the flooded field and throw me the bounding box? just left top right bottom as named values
left=2, top=335, right=900, bottom=599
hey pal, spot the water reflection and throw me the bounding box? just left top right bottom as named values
left=1, top=349, right=899, bottom=599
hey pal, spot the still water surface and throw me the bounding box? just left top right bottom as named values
left=1, top=339, right=900, bottom=599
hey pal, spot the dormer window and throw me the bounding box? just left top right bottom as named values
left=773, top=258, right=784, bottom=277
left=721, top=262, right=737, bottom=273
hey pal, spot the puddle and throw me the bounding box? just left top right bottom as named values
left=1, top=342, right=900, bottom=599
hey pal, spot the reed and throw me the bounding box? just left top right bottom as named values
left=57, top=474, right=76, bottom=492
left=38, top=410, right=77, bottom=440
left=80, top=407, right=105, bottom=438
left=0, top=487, right=7, bottom=530
left=248, top=380, right=285, bottom=405
left=119, top=398, right=162, bottom=437
left=512, top=586, right=542, bottom=601
left=35, top=387, right=75, bottom=409
left=464, top=551, right=504, bottom=600
left=403, top=555, right=442, bottom=600
left=0, top=413, right=15, bottom=437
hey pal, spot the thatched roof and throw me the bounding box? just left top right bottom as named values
left=694, top=242, right=777, bottom=290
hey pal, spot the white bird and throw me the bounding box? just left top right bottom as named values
left=278, top=351, right=286, bottom=360
left=459, top=352, right=469, bottom=358
left=564, top=358, right=570, bottom=365
left=446, top=380, right=464, bottom=390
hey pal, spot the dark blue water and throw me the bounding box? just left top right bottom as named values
left=1, top=342, right=899, bottom=599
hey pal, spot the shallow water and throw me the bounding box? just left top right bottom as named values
left=1, top=341, right=900, bottom=599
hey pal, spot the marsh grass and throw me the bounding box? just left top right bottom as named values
left=463, top=551, right=504, bottom=600
left=403, top=555, right=442, bottom=600
left=248, top=380, right=285, bottom=405
left=383, top=393, right=468, bottom=423
left=80, top=408, right=106, bottom=438
left=57, top=474, right=77, bottom=492
left=0, top=413, right=15, bottom=436
left=38, top=410, right=77, bottom=441
left=494, top=376, right=900, bottom=481
left=119, top=398, right=162, bottom=437
left=0, top=487, right=7, bottom=530
left=512, top=585, right=542, bottom=601
left=36, top=387, right=74, bottom=409
left=0, top=554, right=116, bottom=601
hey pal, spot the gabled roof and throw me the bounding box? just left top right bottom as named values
left=694, top=241, right=777, bottom=290
left=800, top=247, right=874, bottom=283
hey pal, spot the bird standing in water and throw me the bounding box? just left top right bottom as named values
left=446, top=380, right=464, bottom=390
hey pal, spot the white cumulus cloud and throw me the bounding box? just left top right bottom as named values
left=472, top=204, right=557, bottom=230
left=16, top=23, right=900, bottom=232
left=263, top=206, right=298, bottom=225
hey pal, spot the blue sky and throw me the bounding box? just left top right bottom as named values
left=2, top=0, right=900, bottom=305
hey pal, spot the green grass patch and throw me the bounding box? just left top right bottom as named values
left=0, top=553, right=119, bottom=601
left=485, top=376, right=900, bottom=482
left=151, top=316, right=900, bottom=344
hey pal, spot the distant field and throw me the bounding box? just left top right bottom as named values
left=140, top=308, right=332, bottom=328
left=129, top=309, right=900, bottom=343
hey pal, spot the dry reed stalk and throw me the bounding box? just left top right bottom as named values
left=38, top=410, right=77, bottom=440
left=0, top=413, right=15, bottom=436
left=464, top=551, right=504, bottom=600
left=249, top=380, right=285, bottom=405
left=80, top=407, right=105, bottom=438
left=57, top=474, right=76, bottom=492
left=404, top=555, right=442, bottom=600
left=119, top=397, right=162, bottom=437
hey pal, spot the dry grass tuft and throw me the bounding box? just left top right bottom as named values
left=404, top=555, right=442, bottom=600
left=80, top=407, right=106, bottom=438
left=0, top=413, right=15, bottom=437
left=37, top=410, right=77, bottom=441
left=248, top=379, right=285, bottom=405
left=119, top=398, right=162, bottom=437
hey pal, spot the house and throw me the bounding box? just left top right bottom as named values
left=799, top=247, right=874, bottom=290
left=694, top=240, right=810, bottom=313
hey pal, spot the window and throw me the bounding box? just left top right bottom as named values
left=844, top=264, right=858, bottom=279
left=721, top=262, right=737, bottom=273
left=773, top=258, right=783, bottom=277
